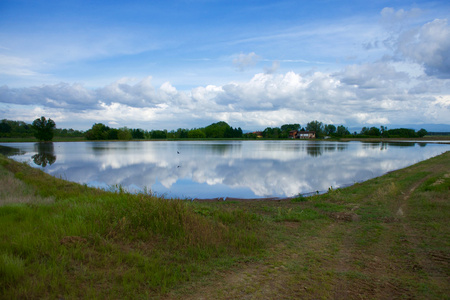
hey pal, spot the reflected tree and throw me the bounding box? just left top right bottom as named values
left=32, top=142, right=56, bottom=167
left=306, top=144, right=322, bottom=157
left=0, top=145, right=25, bottom=157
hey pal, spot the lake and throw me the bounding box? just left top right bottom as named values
left=1, top=140, right=449, bottom=199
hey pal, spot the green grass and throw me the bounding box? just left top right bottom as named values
left=0, top=155, right=265, bottom=298
left=1, top=151, right=449, bottom=299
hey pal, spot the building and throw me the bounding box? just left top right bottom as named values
left=289, top=130, right=316, bottom=139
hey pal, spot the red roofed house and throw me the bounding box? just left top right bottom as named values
left=289, top=130, right=316, bottom=139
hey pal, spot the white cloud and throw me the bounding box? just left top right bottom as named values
left=1, top=63, right=449, bottom=130
left=396, top=19, right=450, bottom=78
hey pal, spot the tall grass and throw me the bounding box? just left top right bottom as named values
left=0, top=155, right=264, bottom=298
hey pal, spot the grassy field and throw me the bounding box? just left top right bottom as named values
left=0, top=152, right=449, bottom=299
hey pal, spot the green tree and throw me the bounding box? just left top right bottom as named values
left=85, top=123, right=110, bottom=140
left=280, top=124, right=300, bottom=138
left=177, top=128, right=189, bottom=138
left=0, top=120, right=12, bottom=134
left=367, top=127, right=381, bottom=136
left=306, top=120, right=324, bottom=138
left=204, top=121, right=230, bottom=138
left=107, top=128, right=119, bottom=140
left=262, top=127, right=281, bottom=138
left=188, top=129, right=206, bottom=138
left=118, top=127, right=132, bottom=140
left=150, top=130, right=167, bottom=139
left=360, top=127, right=369, bottom=135
left=336, top=125, right=350, bottom=136
left=417, top=128, right=427, bottom=137
left=386, top=128, right=416, bottom=138
left=324, top=124, right=336, bottom=135
left=131, top=129, right=145, bottom=139
left=32, top=116, right=56, bottom=141
left=380, top=126, right=387, bottom=137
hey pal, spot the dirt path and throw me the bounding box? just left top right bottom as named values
left=166, top=154, right=450, bottom=299
left=398, top=173, right=450, bottom=296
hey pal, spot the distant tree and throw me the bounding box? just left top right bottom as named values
left=281, top=124, right=300, bottom=132
left=188, top=129, right=206, bottom=138
left=150, top=130, right=167, bottom=139
left=118, top=127, right=132, bottom=140
left=263, top=127, right=281, bottom=138
left=417, top=128, right=428, bottom=137
left=224, top=126, right=234, bottom=138
left=107, top=128, right=119, bottom=140
left=32, top=116, right=56, bottom=142
left=306, top=120, right=324, bottom=137
left=85, top=123, right=110, bottom=140
left=380, top=126, right=387, bottom=137
left=204, top=121, right=230, bottom=138
left=367, top=127, right=381, bottom=136
left=360, top=127, right=369, bottom=135
left=235, top=127, right=243, bottom=138
left=280, top=124, right=300, bottom=138
left=387, top=128, right=416, bottom=138
left=131, top=128, right=145, bottom=139
left=324, top=124, right=336, bottom=135
left=0, top=120, right=12, bottom=133
left=336, top=125, right=350, bottom=136
left=177, top=128, right=189, bottom=138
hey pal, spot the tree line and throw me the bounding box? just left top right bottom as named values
left=1, top=119, right=83, bottom=139
left=1, top=117, right=430, bottom=142
left=84, top=121, right=243, bottom=140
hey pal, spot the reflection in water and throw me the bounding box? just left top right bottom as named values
left=32, top=143, right=56, bottom=167
left=0, top=145, right=26, bottom=157
left=1, top=140, right=449, bottom=199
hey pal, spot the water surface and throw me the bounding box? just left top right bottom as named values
left=1, top=140, right=448, bottom=199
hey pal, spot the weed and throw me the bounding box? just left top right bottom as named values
left=291, top=195, right=307, bottom=202
left=0, top=252, right=25, bottom=286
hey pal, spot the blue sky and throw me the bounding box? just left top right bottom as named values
left=1, top=0, right=449, bottom=130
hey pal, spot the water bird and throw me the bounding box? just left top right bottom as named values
left=177, top=151, right=180, bottom=154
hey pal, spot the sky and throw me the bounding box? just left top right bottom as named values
left=1, top=0, right=449, bottom=131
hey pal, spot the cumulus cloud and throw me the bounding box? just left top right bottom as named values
left=0, top=82, right=98, bottom=110
left=339, top=62, right=409, bottom=90
left=1, top=63, right=449, bottom=130
left=396, top=19, right=450, bottom=78
left=377, top=8, right=450, bottom=78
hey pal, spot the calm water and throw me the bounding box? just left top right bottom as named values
left=1, top=140, right=449, bottom=199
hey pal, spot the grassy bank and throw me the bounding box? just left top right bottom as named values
left=0, top=155, right=264, bottom=298
left=1, top=152, right=449, bottom=299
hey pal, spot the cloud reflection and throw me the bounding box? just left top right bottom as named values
left=30, top=141, right=449, bottom=199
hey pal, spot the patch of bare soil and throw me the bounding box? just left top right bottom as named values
left=166, top=222, right=340, bottom=299
left=328, top=212, right=360, bottom=222
left=167, top=243, right=301, bottom=299
left=60, top=236, right=88, bottom=246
